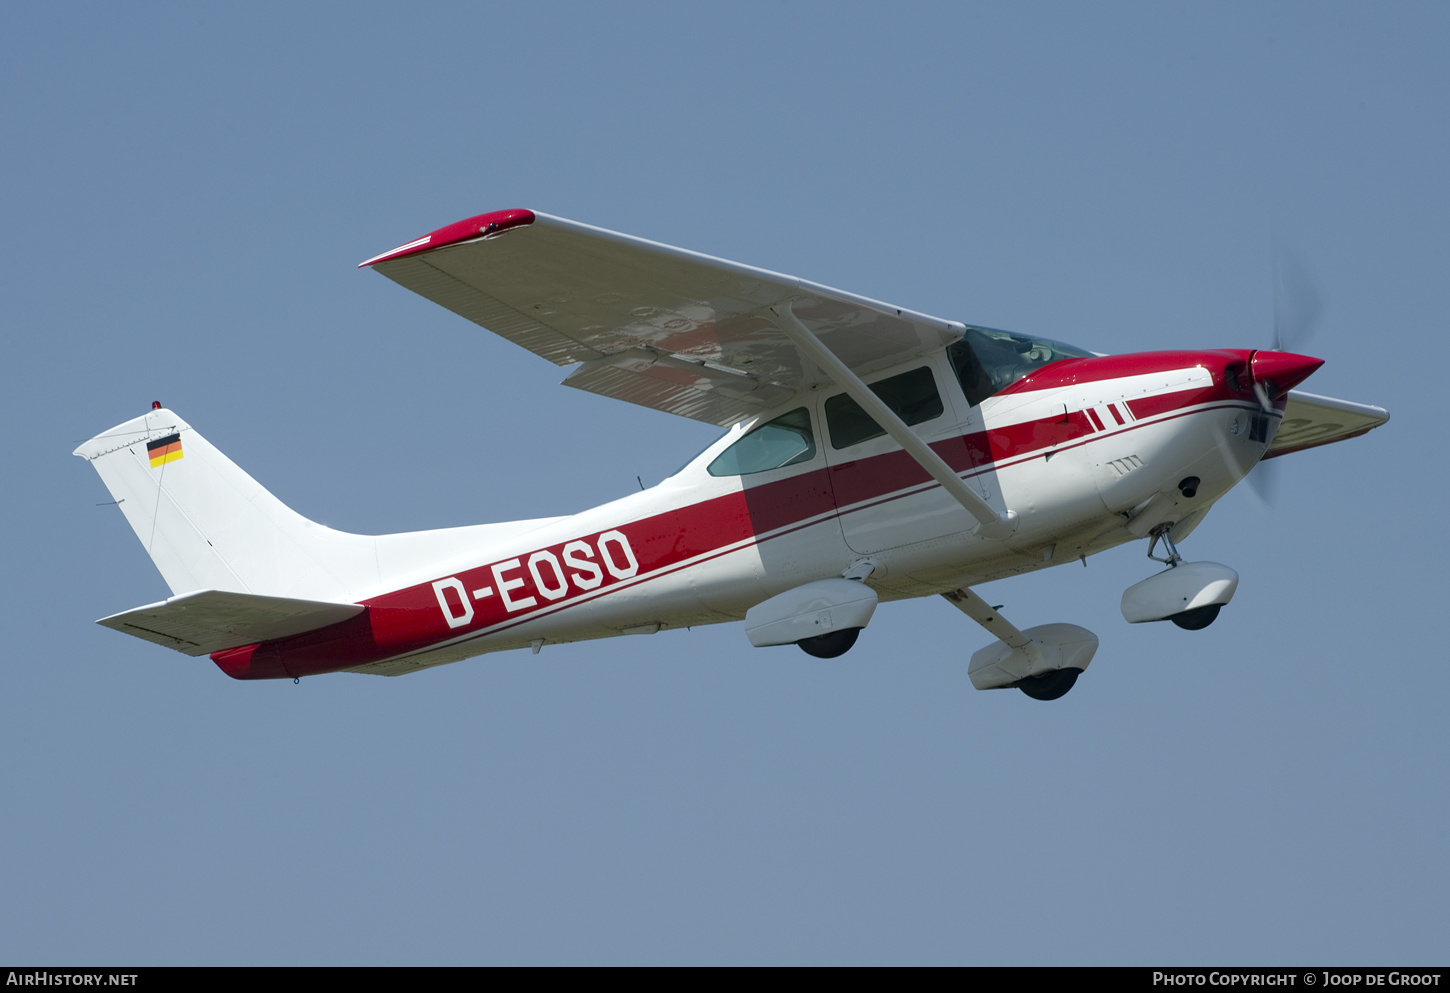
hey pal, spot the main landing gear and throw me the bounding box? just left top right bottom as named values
left=743, top=577, right=879, bottom=657
left=942, top=588, right=1099, bottom=701
left=1015, top=667, right=1081, bottom=701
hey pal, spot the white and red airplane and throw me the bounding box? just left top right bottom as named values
left=76, top=210, right=1389, bottom=698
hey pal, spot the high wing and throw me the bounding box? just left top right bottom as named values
left=362, top=210, right=963, bottom=427
left=1265, top=391, right=1390, bottom=459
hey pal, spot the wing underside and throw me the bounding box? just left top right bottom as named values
left=365, top=210, right=962, bottom=426
left=1267, top=391, right=1390, bottom=459
left=364, top=211, right=1393, bottom=448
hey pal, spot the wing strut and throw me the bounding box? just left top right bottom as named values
left=942, top=587, right=1100, bottom=694
left=770, top=303, right=1017, bottom=539
left=940, top=587, right=1032, bottom=647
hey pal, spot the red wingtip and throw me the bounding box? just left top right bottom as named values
left=358, top=209, right=536, bottom=268
left=1250, top=350, right=1324, bottom=398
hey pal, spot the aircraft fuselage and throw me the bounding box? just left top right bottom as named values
left=212, top=347, right=1283, bottom=679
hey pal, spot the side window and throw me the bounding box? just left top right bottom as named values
left=707, top=408, right=817, bottom=476
left=824, top=366, right=943, bottom=449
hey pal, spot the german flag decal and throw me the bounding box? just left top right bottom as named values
left=147, top=433, right=183, bottom=468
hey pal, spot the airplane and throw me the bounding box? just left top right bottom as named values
left=75, top=209, right=1390, bottom=699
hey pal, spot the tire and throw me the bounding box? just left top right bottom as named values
left=797, top=627, right=861, bottom=659
left=1170, top=604, right=1221, bottom=630
left=1017, top=667, right=1081, bottom=701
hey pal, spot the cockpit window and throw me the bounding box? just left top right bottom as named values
left=707, top=407, right=817, bottom=476
left=825, top=366, right=943, bottom=449
left=947, top=325, right=1093, bottom=406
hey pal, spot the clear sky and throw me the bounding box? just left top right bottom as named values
left=3, top=1, right=1445, bottom=965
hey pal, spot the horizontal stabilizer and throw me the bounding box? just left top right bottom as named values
left=97, top=590, right=364, bottom=657
left=1266, top=391, right=1389, bottom=459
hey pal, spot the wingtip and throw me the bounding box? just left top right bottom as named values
left=358, top=208, right=536, bottom=268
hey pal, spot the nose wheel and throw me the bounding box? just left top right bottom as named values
left=1121, top=525, right=1239, bottom=629
left=1169, top=604, right=1221, bottom=630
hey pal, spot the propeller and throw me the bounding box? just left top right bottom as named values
left=1245, top=454, right=1279, bottom=509
left=1272, top=236, right=1323, bottom=353
left=1247, top=239, right=1324, bottom=505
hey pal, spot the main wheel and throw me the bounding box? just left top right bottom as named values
left=797, top=627, right=861, bottom=659
left=1017, top=667, right=1081, bottom=701
left=1170, top=604, right=1221, bottom=630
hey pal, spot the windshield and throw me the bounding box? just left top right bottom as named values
left=947, top=325, right=1094, bottom=406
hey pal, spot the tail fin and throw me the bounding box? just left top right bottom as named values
left=74, top=407, right=377, bottom=601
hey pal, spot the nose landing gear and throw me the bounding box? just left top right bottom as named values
left=1167, top=604, right=1222, bottom=631
left=1121, top=525, right=1238, bottom=629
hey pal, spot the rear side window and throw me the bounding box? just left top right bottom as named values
left=707, top=408, right=817, bottom=476
left=824, top=367, right=943, bottom=449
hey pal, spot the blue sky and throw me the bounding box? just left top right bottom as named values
left=3, top=2, right=1445, bottom=965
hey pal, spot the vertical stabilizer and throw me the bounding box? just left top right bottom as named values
left=74, top=407, right=376, bottom=601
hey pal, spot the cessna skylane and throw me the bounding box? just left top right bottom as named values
left=76, top=210, right=1389, bottom=698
